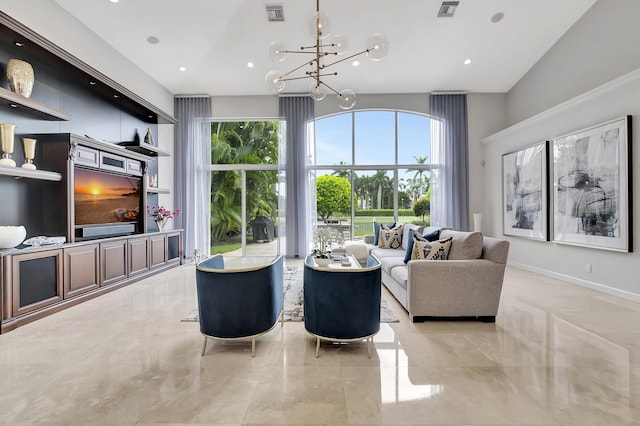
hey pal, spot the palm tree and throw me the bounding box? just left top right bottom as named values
left=407, top=155, right=430, bottom=200
left=210, top=121, right=279, bottom=242
left=331, top=161, right=351, bottom=180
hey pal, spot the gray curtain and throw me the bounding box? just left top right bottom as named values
left=279, top=96, right=314, bottom=258
left=429, top=93, right=469, bottom=231
left=174, top=96, right=212, bottom=259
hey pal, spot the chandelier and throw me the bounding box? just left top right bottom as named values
left=265, top=0, right=389, bottom=110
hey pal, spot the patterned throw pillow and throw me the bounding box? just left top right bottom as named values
left=378, top=223, right=403, bottom=249
left=411, top=236, right=453, bottom=260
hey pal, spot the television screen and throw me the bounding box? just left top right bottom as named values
left=74, top=167, right=141, bottom=225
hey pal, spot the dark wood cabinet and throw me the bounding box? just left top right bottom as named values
left=11, top=250, right=63, bottom=316
left=63, top=244, right=100, bottom=298
left=101, top=240, right=127, bottom=286
left=128, top=237, right=150, bottom=277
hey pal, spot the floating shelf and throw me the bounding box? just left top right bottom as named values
left=0, top=87, right=71, bottom=121
left=119, top=141, right=170, bottom=157
left=147, top=187, right=170, bottom=194
left=0, top=165, right=62, bottom=181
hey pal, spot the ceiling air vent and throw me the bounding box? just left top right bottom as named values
left=437, top=1, right=459, bottom=18
left=266, top=4, right=284, bottom=22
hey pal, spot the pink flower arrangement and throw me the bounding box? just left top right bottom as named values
left=146, top=205, right=180, bottom=224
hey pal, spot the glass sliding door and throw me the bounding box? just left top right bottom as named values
left=210, top=121, right=283, bottom=256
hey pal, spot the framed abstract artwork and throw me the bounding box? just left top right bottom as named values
left=551, top=116, right=631, bottom=252
left=502, top=142, right=549, bottom=240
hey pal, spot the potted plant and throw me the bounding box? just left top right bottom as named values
left=311, top=226, right=344, bottom=266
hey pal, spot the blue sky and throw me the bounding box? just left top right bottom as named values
left=315, top=111, right=431, bottom=166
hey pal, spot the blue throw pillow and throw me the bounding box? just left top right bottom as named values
left=403, top=228, right=441, bottom=263
left=403, top=229, right=419, bottom=263
left=423, top=228, right=441, bottom=242
left=373, top=221, right=395, bottom=246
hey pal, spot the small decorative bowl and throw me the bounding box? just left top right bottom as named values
left=0, top=225, right=27, bottom=249
left=313, top=257, right=332, bottom=267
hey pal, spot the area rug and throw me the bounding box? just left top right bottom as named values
left=182, top=266, right=400, bottom=323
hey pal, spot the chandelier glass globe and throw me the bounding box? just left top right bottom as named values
left=308, top=82, right=327, bottom=101
left=365, top=33, right=390, bottom=61
left=268, top=41, right=287, bottom=62
left=265, top=70, right=285, bottom=93
left=338, top=89, right=356, bottom=110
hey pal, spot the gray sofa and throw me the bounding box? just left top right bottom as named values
left=347, top=224, right=510, bottom=322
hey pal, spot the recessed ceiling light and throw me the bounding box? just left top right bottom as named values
left=352, top=60, right=360, bottom=67
left=113, top=94, right=119, bottom=98
left=464, top=58, right=472, bottom=65
left=247, top=62, right=254, bottom=68
left=9, top=103, right=18, bottom=108
left=109, top=0, right=119, bottom=3
left=89, top=81, right=96, bottom=85
left=491, top=12, right=504, bottom=23
left=147, top=36, right=159, bottom=44
left=179, top=66, right=187, bottom=72
left=14, top=41, right=24, bottom=47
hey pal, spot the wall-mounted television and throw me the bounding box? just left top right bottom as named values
left=74, top=167, right=141, bottom=239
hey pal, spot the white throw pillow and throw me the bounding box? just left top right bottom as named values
left=411, top=236, right=453, bottom=260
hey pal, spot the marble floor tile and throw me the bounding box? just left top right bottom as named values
left=0, top=263, right=639, bottom=425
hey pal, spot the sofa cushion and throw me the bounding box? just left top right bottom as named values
left=403, top=228, right=441, bottom=263
left=371, top=247, right=404, bottom=259
left=401, top=223, right=423, bottom=250
left=389, top=265, right=408, bottom=290
left=440, top=230, right=483, bottom=260
left=379, top=257, right=406, bottom=275
left=373, top=221, right=395, bottom=246
left=378, top=223, right=403, bottom=249
left=412, top=236, right=453, bottom=260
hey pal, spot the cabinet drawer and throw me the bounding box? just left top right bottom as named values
left=126, top=159, right=143, bottom=176
left=99, top=152, right=127, bottom=173
left=75, top=146, right=100, bottom=168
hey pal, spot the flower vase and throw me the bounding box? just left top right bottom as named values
left=156, top=218, right=166, bottom=232
left=0, top=123, right=16, bottom=167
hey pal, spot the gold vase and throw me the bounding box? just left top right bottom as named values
left=21, top=138, right=37, bottom=170
left=7, top=59, right=35, bottom=98
left=0, top=123, right=16, bottom=167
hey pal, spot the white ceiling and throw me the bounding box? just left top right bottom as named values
left=52, top=0, right=597, bottom=97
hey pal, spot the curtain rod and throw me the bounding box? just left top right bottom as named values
left=174, top=94, right=211, bottom=98
left=430, top=91, right=467, bottom=95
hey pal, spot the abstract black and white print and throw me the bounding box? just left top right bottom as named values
left=502, top=142, right=548, bottom=240
left=552, top=116, right=631, bottom=251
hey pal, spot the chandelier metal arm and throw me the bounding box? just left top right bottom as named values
left=282, top=60, right=318, bottom=78
left=320, top=48, right=370, bottom=69
left=318, top=80, right=340, bottom=95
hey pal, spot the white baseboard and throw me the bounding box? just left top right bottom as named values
left=508, top=261, right=640, bottom=303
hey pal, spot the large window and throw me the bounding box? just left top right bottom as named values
left=210, top=121, right=284, bottom=256
left=315, top=110, right=433, bottom=239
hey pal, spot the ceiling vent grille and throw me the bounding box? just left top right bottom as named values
left=266, top=4, right=284, bottom=22
left=437, top=1, right=459, bottom=18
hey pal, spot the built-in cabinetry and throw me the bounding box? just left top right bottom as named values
left=0, top=12, right=183, bottom=334
left=1, top=230, right=183, bottom=333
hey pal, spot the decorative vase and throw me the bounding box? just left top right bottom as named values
left=0, top=123, right=16, bottom=167
left=0, top=225, right=27, bottom=249
left=156, top=218, right=166, bottom=231
left=7, top=59, right=35, bottom=98
left=21, top=138, right=37, bottom=170
left=144, top=128, right=155, bottom=146
left=473, top=213, right=482, bottom=232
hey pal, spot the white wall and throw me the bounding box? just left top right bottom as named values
left=483, top=0, right=640, bottom=301
left=507, top=0, right=640, bottom=125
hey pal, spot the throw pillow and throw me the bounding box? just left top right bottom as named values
left=403, top=228, right=441, bottom=263
left=411, top=236, right=453, bottom=260
left=373, top=221, right=396, bottom=246
left=378, top=223, right=403, bottom=249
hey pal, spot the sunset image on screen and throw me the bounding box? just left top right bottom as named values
left=74, top=168, right=140, bottom=225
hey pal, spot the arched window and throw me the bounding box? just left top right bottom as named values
left=313, top=110, right=434, bottom=239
